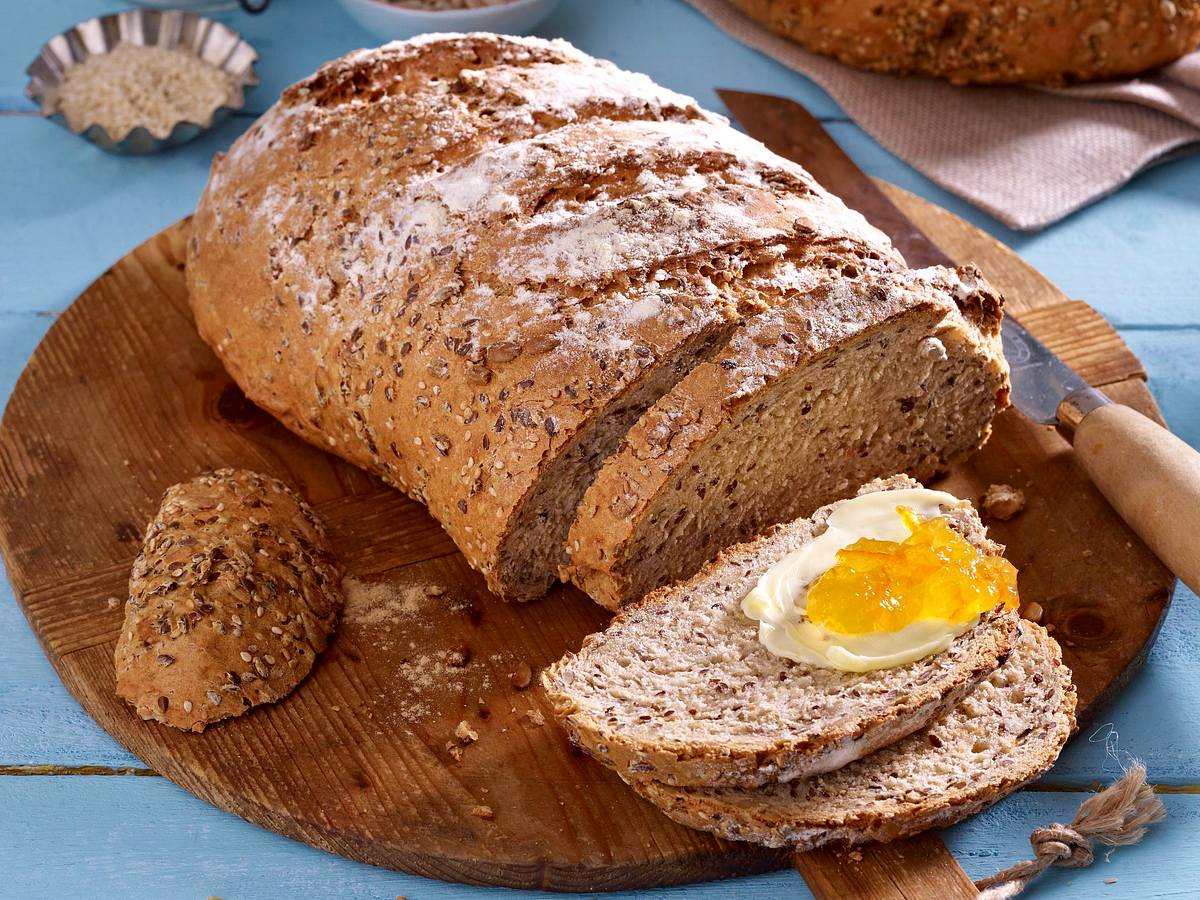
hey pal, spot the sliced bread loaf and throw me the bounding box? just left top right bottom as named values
left=563, top=265, right=1009, bottom=609
left=188, top=34, right=901, bottom=600
left=543, top=476, right=1019, bottom=788
left=629, top=620, right=1076, bottom=850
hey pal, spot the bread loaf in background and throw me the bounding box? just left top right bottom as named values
left=730, top=0, right=1200, bottom=85
left=189, top=33, right=1006, bottom=603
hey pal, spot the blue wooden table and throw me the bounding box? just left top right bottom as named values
left=2, top=1, right=1198, bottom=897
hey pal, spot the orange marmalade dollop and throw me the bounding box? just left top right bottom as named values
left=806, top=507, right=1018, bottom=635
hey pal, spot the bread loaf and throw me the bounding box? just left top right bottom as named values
left=114, top=469, right=342, bottom=731
left=564, top=266, right=1007, bottom=609
left=543, top=476, right=1019, bottom=788
left=629, top=620, right=1075, bottom=850
left=731, top=0, right=1200, bottom=85
left=188, top=33, right=907, bottom=599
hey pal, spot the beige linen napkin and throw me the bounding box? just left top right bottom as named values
left=688, top=0, right=1200, bottom=230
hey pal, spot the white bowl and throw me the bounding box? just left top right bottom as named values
left=335, top=0, right=561, bottom=41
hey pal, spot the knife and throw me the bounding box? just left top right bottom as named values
left=718, top=89, right=1200, bottom=597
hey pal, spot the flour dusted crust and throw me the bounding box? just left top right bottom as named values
left=565, top=265, right=1009, bottom=609
left=114, top=468, right=342, bottom=732
left=731, top=0, right=1200, bottom=85
left=187, top=33, right=902, bottom=599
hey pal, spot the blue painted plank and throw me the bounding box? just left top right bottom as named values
left=0, top=775, right=1190, bottom=900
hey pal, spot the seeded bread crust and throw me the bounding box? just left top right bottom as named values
left=543, top=476, right=1020, bottom=788
left=114, top=469, right=342, bottom=732
left=629, top=621, right=1076, bottom=849
left=564, top=266, right=1008, bottom=610
left=730, top=0, right=1200, bottom=85
left=187, top=33, right=901, bottom=600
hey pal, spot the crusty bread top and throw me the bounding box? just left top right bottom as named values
left=563, top=265, right=1007, bottom=607
left=730, top=0, right=1200, bottom=85
left=114, top=468, right=342, bottom=731
left=544, top=476, right=1020, bottom=787
left=630, top=620, right=1076, bottom=850
left=187, top=33, right=901, bottom=597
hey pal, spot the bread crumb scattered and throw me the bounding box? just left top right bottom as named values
left=1104, top=878, right=1118, bottom=885
left=510, top=659, right=533, bottom=690
left=471, top=804, right=494, bottom=819
left=342, top=576, right=428, bottom=625
left=445, top=741, right=464, bottom=762
left=981, top=483, right=1026, bottom=521
left=106, top=596, right=121, bottom=609
left=455, top=720, right=479, bottom=743
left=447, top=642, right=472, bottom=667
left=525, top=708, right=546, bottom=727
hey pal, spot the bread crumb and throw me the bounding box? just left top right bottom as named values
left=510, top=659, right=533, bottom=689
left=471, top=804, right=494, bottom=819
left=981, top=483, right=1025, bottom=521
left=106, top=596, right=121, bottom=609
left=525, top=708, right=546, bottom=727
left=1104, top=878, right=1118, bottom=885
left=447, top=642, right=472, bottom=667
left=455, top=720, right=479, bottom=743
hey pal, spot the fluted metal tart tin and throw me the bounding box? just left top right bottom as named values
left=25, top=8, right=258, bottom=155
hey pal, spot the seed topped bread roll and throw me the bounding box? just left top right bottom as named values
left=114, top=468, right=342, bottom=731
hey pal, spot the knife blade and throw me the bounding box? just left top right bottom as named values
left=718, top=88, right=1200, bottom=596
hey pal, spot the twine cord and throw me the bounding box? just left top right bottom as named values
left=975, top=763, right=1166, bottom=899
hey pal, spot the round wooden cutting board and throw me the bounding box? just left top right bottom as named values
left=0, top=184, right=1174, bottom=891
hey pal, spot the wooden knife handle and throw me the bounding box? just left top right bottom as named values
left=1069, top=402, right=1200, bottom=596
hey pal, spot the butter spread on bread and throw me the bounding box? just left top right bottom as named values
left=543, top=476, right=1019, bottom=788
left=743, top=487, right=1018, bottom=672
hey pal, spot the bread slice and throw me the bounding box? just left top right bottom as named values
left=189, top=34, right=901, bottom=601
left=564, top=265, right=1009, bottom=609
left=629, top=620, right=1076, bottom=850
left=543, top=476, right=1020, bottom=788
left=114, top=469, right=342, bottom=731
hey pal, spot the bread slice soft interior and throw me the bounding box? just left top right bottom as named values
left=629, top=620, right=1075, bottom=850
left=564, top=267, right=1008, bottom=610
left=543, top=476, right=1020, bottom=788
